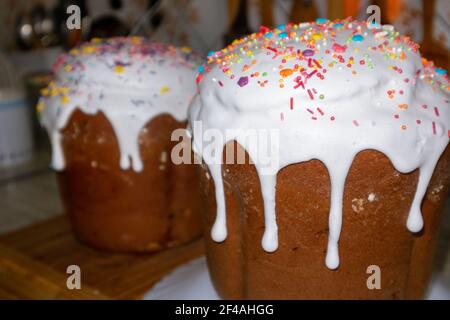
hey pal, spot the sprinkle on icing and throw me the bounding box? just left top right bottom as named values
left=190, top=18, right=450, bottom=270
left=39, top=37, right=200, bottom=172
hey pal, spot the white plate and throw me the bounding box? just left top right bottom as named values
left=144, top=256, right=450, bottom=300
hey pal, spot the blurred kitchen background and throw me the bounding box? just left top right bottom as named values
left=0, top=0, right=449, bottom=288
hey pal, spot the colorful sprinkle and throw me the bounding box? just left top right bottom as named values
left=332, top=43, right=346, bottom=53
left=316, top=18, right=328, bottom=24
left=160, top=86, right=170, bottom=94
left=260, top=26, right=270, bottom=33
left=237, top=76, right=249, bottom=87
left=196, top=73, right=203, bottom=84
left=180, top=46, right=191, bottom=53
left=302, top=49, right=315, bottom=57
left=280, top=68, right=294, bottom=78
left=352, top=34, right=364, bottom=42
left=60, top=95, right=70, bottom=104
left=36, top=101, right=45, bottom=113
left=114, top=65, right=125, bottom=74
left=434, top=107, right=440, bottom=117
left=435, top=68, right=447, bottom=75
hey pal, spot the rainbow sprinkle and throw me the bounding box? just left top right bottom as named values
left=195, top=17, right=449, bottom=135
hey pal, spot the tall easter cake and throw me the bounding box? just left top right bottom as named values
left=39, top=37, right=203, bottom=252
left=189, top=18, right=450, bottom=299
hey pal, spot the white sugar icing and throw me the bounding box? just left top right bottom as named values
left=38, top=37, right=200, bottom=172
left=188, top=18, right=450, bottom=269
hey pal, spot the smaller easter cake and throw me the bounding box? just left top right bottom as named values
left=39, top=37, right=203, bottom=252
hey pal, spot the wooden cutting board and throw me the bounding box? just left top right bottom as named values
left=0, top=215, right=204, bottom=299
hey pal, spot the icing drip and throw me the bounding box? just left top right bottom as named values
left=258, top=173, right=278, bottom=252
left=406, top=151, right=444, bottom=233
left=38, top=37, right=200, bottom=171
left=324, top=157, right=354, bottom=269
left=209, top=163, right=227, bottom=242
left=103, top=111, right=147, bottom=172
left=50, top=131, right=64, bottom=170
left=189, top=18, right=450, bottom=269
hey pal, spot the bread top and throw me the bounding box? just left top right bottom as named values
left=39, top=37, right=200, bottom=172
left=193, top=17, right=448, bottom=140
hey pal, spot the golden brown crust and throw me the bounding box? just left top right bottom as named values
left=58, top=110, right=202, bottom=253
left=200, top=143, right=450, bottom=299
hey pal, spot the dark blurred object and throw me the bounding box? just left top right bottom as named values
left=148, top=0, right=163, bottom=29
left=23, top=71, right=53, bottom=150
left=129, top=0, right=164, bottom=37
left=15, top=11, right=36, bottom=50
left=110, top=0, right=123, bottom=10
left=88, top=15, right=130, bottom=39
left=225, top=0, right=252, bottom=45
left=420, top=0, right=449, bottom=69
left=85, top=0, right=166, bottom=40
left=13, top=0, right=158, bottom=50
left=372, top=0, right=391, bottom=24
left=53, top=0, right=87, bottom=48
left=15, top=4, right=60, bottom=50
left=259, top=0, right=274, bottom=27
left=290, top=0, right=318, bottom=23
left=32, top=4, right=59, bottom=48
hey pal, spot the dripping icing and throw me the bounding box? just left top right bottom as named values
left=38, top=37, right=200, bottom=171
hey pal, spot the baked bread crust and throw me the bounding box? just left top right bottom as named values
left=200, top=142, right=450, bottom=299
left=58, top=110, right=202, bottom=252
